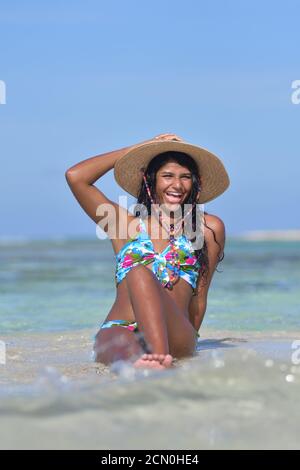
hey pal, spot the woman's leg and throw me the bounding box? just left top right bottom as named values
left=125, top=265, right=197, bottom=358
left=94, top=265, right=197, bottom=368
left=94, top=327, right=173, bottom=369
left=94, top=326, right=145, bottom=365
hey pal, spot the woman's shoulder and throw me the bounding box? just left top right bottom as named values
left=203, top=212, right=226, bottom=245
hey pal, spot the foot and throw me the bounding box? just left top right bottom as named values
left=133, top=353, right=174, bottom=370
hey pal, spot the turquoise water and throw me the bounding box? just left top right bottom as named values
left=1, top=238, right=300, bottom=450
left=0, top=238, right=299, bottom=334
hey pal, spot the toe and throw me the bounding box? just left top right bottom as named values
left=162, top=354, right=173, bottom=367
left=152, top=354, right=160, bottom=361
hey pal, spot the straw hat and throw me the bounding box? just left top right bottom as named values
left=114, top=139, right=230, bottom=204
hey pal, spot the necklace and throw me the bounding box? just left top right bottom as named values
left=142, top=172, right=196, bottom=290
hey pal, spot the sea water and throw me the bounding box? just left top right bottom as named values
left=0, top=238, right=299, bottom=333
left=0, top=238, right=116, bottom=333
left=0, top=238, right=299, bottom=449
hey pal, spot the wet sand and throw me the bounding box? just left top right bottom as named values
left=0, top=328, right=300, bottom=450
left=1, top=328, right=298, bottom=388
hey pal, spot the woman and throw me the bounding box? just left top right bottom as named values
left=65, top=133, right=230, bottom=370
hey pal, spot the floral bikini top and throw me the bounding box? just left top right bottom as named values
left=115, top=218, right=202, bottom=294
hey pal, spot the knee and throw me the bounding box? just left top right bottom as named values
left=126, top=265, right=159, bottom=289
left=93, top=330, right=143, bottom=365
left=127, top=264, right=149, bottom=279
left=93, top=333, right=107, bottom=363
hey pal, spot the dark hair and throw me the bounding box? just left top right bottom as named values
left=133, top=151, right=224, bottom=294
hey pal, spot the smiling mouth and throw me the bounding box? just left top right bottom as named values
left=164, top=192, right=184, bottom=203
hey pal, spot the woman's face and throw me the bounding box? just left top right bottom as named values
left=155, top=161, right=193, bottom=210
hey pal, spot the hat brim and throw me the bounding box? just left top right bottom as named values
left=114, top=140, right=230, bottom=204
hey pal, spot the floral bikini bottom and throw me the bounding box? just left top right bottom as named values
left=100, top=319, right=139, bottom=333
left=99, top=319, right=200, bottom=340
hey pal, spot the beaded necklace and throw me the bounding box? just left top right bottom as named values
left=141, top=171, right=196, bottom=290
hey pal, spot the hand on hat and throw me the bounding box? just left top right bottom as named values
left=136, top=133, right=184, bottom=146
left=128, top=133, right=184, bottom=152
left=151, top=133, right=184, bottom=142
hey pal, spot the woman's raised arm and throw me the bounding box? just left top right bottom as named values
left=65, top=145, right=132, bottom=185
left=65, top=143, right=143, bottom=233
left=65, top=134, right=181, bottom=233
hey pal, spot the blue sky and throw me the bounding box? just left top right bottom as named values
left=0, top=0, right=299, bottom=238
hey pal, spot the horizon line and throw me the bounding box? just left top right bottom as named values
left=1, top=229, right=300, bottom=243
